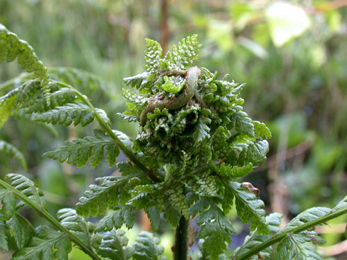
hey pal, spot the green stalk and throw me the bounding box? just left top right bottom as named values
left=0, top=179, right=102, bottom=260
left=236, top=206, right=347, bottom=260
left=174, top=216, right=189, bottom=260
left=54, top=81, right=161, bottom=183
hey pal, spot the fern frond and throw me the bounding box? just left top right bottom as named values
left=23, top=87, right=76, bottom=113
left=282, top=207, right=331, bottom=232
left=123, top=72, right=150, bottom=90
left=145, top=39, right=163, bottom=73
left=133, top=231, right=166, bottom=260
left=96, top=229, right=134, bottom=260
left=218, top=162, right=253, bottom=179
left=0, top=221, right=9, bottom=251
left=196, top=204, right=236, bottom=258
left=5, top=174, right=46, bottom=211
left=166, top=34, right=202, bottom=70
left=11, top=225, right=71, bottom=260
left=76, top=175, right=138, bottom=217
left=44, top=129, right=119, bottom=167
left=0, top=24, right=50, bottom=105
left=0, top=87, right=19, bottom=128
left=227, top=181, right=268, bottom=234
left=0, top=189, right=16, bottom=220
left=275, top=234, right=325, bottom=260
left=232, top=213, right=283, bottom=260
left=34, top=102, right=94, bottom=126
left=0, top=140, right=27, bottom=170
left=57, top=208, right=93, bottom=247
left=230, top=110, right=255, bottom=137
left=96, top=205, right=135, bottom=231
left=7, top=213, right=34, bottom=249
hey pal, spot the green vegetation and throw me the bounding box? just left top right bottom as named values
left=1, top=1, right=347, bottom=259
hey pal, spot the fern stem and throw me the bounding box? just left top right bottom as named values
left=0, top=179, right=102, bottom=260
left=174, top=216, right=189, bottom=260
left=54, top=81, right=161, bottom=183
left=236, top=206, right=347, bottom=260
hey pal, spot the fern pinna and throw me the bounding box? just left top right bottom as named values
left=1, top=24, right=347, bottom=260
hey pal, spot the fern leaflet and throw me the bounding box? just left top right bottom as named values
left=0, top=140, right=27, bottom=170
left=96, top=229, right=134, bottom=260
left=11, top=225, right=71, bottom=260
left=0, top=24, right=50, bottom=104
left=44, top=129, right=120, bottom=167
left=133, top=231, right=166, bottom=260
left=5, top=174, right=46, bottom=211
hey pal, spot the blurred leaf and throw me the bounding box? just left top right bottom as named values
left=238, top=37, right=268, bottom=59
left=207, top=20, right=233, bottom=52
left=265, top=2, right=310, bottom=46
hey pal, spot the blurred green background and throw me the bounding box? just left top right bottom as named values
left=1, top=0, right=347, bottom=259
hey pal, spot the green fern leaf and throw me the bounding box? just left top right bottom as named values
left=44, top=129, right=120, bottom=167
left=96, top=229, right=134, bottom=260
left=0, top=221, right=9, bottom=251
left=0, top=189, right=16, bottom=220
left=253, top=121, right=272, bottom=139
left=331, top=195, right=347, bottom=211
left=232, top=213, right=283, bottom=260
left=0, top=24, right=50, bottom=105
left=227, top=181, right=268, bottom=234
left=57, top=208, right=93, bottom=247
left=231, top=110, right=254, bottom=137
left=237, top=139, right=269, bottom=166
left=196, top=204, right=236, bottom=258
left=133, top=231, right=166, bottom=260
left=0, top=140, right=27, bottom=170
left=123, top=72, right=150, bottom=90
left=24, top=87, right=76, bottom=113
left=282, top=207, right=331, bottom=232
left=34, top=102, right=94, bottom=126
left=275, top=234, right=325, bottom=260
left=76, top=175, right=137, bottom=217
left=96, top=205, right=135, bottom=231
left=11, top=225, right=71, bottom=260
left=146, top=206, right=161, bottom=232
left=192, top=118, right=211, bottom=142
left=218, top=162, right=253, bottom=179
left=5, top=174, right=46, bottom=211
left=0, top=87, right=19, bottom=128
left=166, top=34, right=202, bottom=70
left=8, top=213, right=34, bottom=249
left=145, top=39, right=163, bottom=73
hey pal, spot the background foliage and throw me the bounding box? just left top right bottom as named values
left=1, top=0, right=347, bottom=259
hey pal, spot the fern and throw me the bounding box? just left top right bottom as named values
left=57, top=208, right=94, bottom=247
left=96, top=229, right=134, bottom=260
left=0, top=221, right=8, bottom=251
left=227, top=181, right=269, bottom=234
left=165, top=34, right=202, bottom=70
left=0, top=140, right=27, bottom=170
left=6, top=173, right=47, bottom=211
left=196, top=203, right=236, bottom=258
left=0, top=87, right=19, bottom=128
left=133, top=231, right=166, bottom=260
left=44, top=129, right=120, bottom=167
left=76, top=175, right=139, bottom=217
left=96, top=205, right=135, bottom=231
left=0, top=24, right=50, bottom=104
left=11, top=225, right=71, bottom=260
left=8, top=213, right=35, bottom=249
left=145, top=39, right=163, bottom=73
